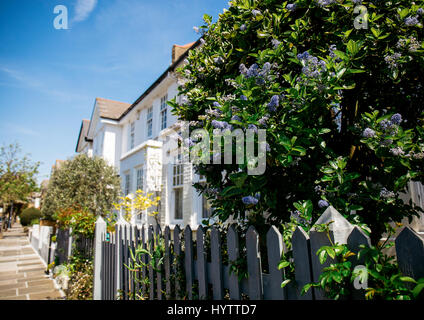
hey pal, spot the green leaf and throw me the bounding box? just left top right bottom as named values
left=400, top=276, right=417, bottom=284
left=278, top=261, right=291, bottom=269
left=281, top=279, right=291, bottom=288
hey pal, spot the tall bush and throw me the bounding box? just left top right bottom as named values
left=171, top=0, right=424, bottom=243
left=20, top=207, right=41, bottom=226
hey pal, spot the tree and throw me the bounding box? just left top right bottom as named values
left=41, top=154, right=121, bottom=220
left=0, top=143, right=40, bottom=230
left=170, top=0, right=424, bottom=244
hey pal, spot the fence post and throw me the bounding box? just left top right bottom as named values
left=211, top=227, right=224, bottom=300
left=292, top=226, right=314, bottom=300
left=395, top=226, right=424, bottom=280
left=115, top=218, right=128, bottom=299
left=246, top=226, right=263, bottom=300
left=265, top=226, right=286, bottom=300
left=93, top=216, right=107, bottom=300
left=196, top=226, right=208, bottom=300
left=309, top=206, right=354, bottom=300
left=227, top=225, right=241, bottom=300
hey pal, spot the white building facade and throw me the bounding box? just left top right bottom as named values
left=76, top=41, right=211, bottom=230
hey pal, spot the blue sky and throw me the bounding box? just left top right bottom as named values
left=0, top=0, right=229, bottom=183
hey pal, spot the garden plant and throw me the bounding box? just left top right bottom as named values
left=170, top=0, right=424, bottom=299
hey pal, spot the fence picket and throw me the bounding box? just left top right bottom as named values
left=347, top=226, right=371, bottom=265
left=174, top=225, right=182, bottom=299
left=246, top=226, right=263, bottom=300
left=164, top=226, right=172, bottom=299
left=265, top=226, right=286, bottom=300
left=148, top=225, right=155, bottom=300
left=211, top=227, right=224, bottom=300
left=292, top=226, right=313, bottom=300
left=156, top=225, right=163, bottom=300
left=395, top=226, right=424, bottom=280
left=185, top=225, right=194, bottom=300
left=196, top=226, right=208, bottom=300
left=141, top=225, right=146, bottom=297
left=227, top=225, right=241, bottom=300
left=309, top=228, right=333, bottom=300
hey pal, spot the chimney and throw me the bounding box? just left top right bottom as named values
left=172, top=42, right=195, bottom=64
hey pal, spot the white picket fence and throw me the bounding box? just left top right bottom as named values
left=92, top=206, right=424, bottom=300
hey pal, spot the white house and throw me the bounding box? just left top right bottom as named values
left=76, top=40, right=211, bottom=230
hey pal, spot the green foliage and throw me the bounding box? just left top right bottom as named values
left=125, top=236, right=165, bottom=300
left=54, top=207, right=96, bottom=238
left=172, top=0, right=424, bottom=243
left=301, top=226, right=424, bottom=300
left=20, top=207, right=41, bottom=226
left=41, top=154, right=121, bottom=220
left=66, top=259, right=93, bottom=300
left=0, top=143, right=39, bottom=217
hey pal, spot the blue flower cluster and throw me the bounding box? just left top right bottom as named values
left=362, top=128, right=376, bottom=138
left=318, top=200, right=329, bottom=208
left=267, top=95, right=280, bottom=112
left=211, top=120, right=231, bottom=130
left=247, top=124, right=258, bottom=133
left=396, top=37, right=420, bottom=52
left=206, top=108, right=222, bottom=118
left=242, top=195, right=259, bottom=205
left=317, top=0, right=335, bottom=7
left=271, top=39, right=281, bottom=49
left=390, top=147, right=405, bottom=156
left=405, top=16, right=420, bottom=26
left=258, top=114, right=270, bottom=127
left=380, top=188, right=395, bottom=199
left=329, top=44, right=337, bottom=58
left=252, top=9, right=261, bottom=17
left=391, top=113, right=402, bottom=125
left=214, top=56, right=224, bottom=65
left=239, top=62, right=272, bottom=85
left=231, top=115, right=242, bottom=122
left=384, top=53, right=402, bottom=70
left=240, top=24, right=246, bottom=31
left=286, top=3, right=297, bottom=11
left=379, top=117, right=399, bottom=135
left=297, top=51, right=327, bottom=78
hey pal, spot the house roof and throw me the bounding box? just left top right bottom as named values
left=172, top=42, right=196, bottom=63
left=95, top=97, right=131, bottom=120
left=75, top=119, right=91, bottom=153
left=119, top=39, right=201, bottom=121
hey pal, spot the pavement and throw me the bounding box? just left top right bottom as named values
left=0, top=222, right=65, bottom=300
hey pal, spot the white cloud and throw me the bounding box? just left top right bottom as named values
left=74, top=0, right=98, bottom=22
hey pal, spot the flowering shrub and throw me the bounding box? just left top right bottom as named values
left=113, top=189, right=160, bottom=223
left=54, top=207, right=96, bottom=238
left=171, top=0, right=424, bottom=243
left=66, top=260, right=93, bottom=300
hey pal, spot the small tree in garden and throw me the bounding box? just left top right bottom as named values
left=0, top=143, right=40, bottom=229
left=171, top=0, right=424, bottom=244
left=42, top=154, right=121, bottom=221
left=113, top=190, right=161, bottom=223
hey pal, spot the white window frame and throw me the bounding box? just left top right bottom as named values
left=136, top=167, right=144, bottom=192
left=160, top=94, right=168, bottom=130
left=124, top=172, right=131, bottom=196
left=147, top=106, right=153, bottom=138
left=130, top=122, right=135, bottom=150
left=172, top=153, right=184, bottom=221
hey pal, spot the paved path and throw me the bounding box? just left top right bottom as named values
left=0, top=223, right=64, bottom=300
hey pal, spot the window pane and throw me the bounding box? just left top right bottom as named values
left=174, top=188, right=183, bottom=219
